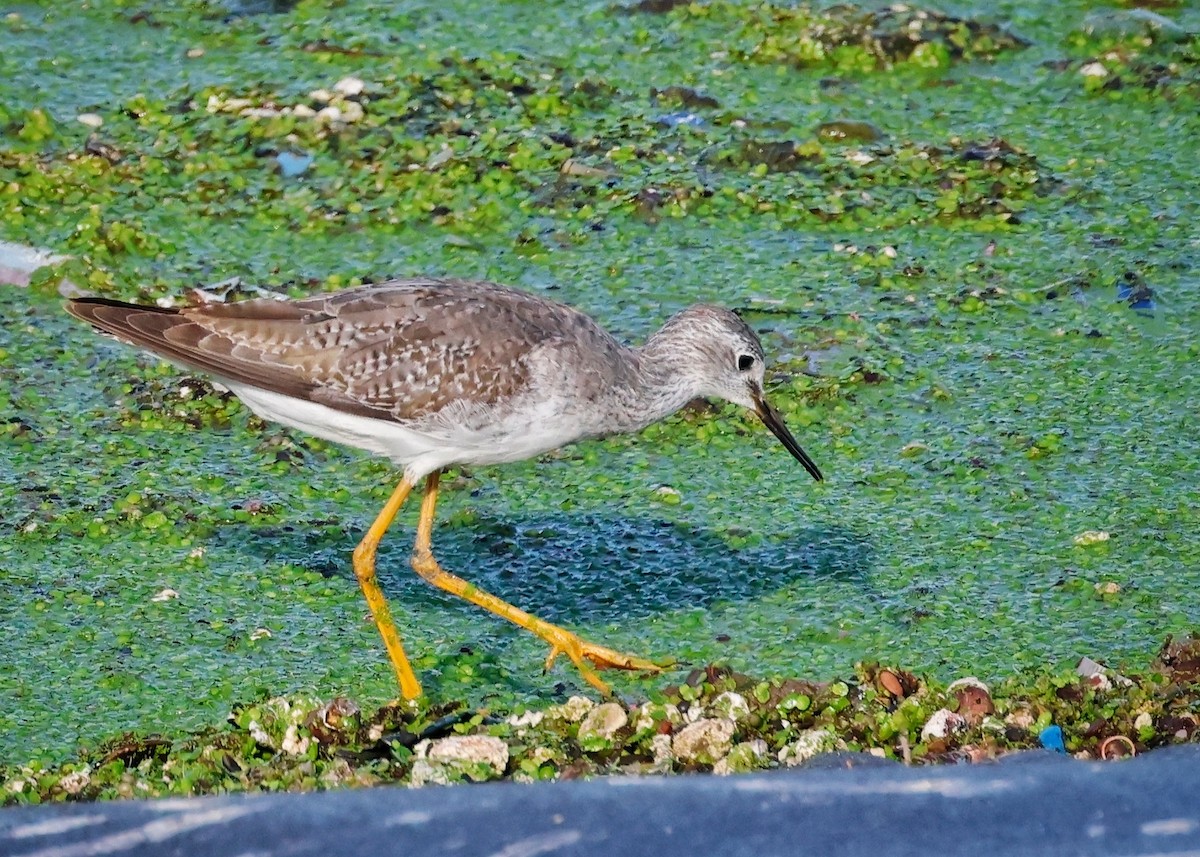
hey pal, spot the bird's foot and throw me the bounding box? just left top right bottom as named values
left=541, top=627, right=663, bottom=695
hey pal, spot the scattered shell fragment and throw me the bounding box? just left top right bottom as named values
left=247, top=719, right=272, bottom=748
left=1098, top=735, right=1136, bottom=760
left=249, top=628, right=272, bottom=641
left=1077, top=656, right=1131, bottom=689
left=58, top=771, right=90, bottom=795
left=1074, top=530, right=1111, bottom=546
left=878, top=669, right=906, bottom=697
left=507, top=710, right=545, bottom=730
left=280, top=724, right=310, bottom=757
left=949, top=677, right=994, bottom=723
left=304, top=697, right=360, bottom=744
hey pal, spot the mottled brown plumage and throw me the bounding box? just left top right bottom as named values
left=68, top=278, right=621, bottom=423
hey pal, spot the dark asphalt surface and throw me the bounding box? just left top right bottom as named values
left=3, top=746, right=1199, bottom=857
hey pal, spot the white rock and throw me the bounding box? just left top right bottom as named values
left=339, top=100, right=365, bottom=123
left=315, top=106, right=342, bottom=125
left=1134, top=712, right=1153, bottom=731
left=672, top=718, right=735, bottom=763
left=77, top=113, right=103, bottom=129
left=408, top=758, right=450, bottom=787
left=291, top=104, right=317, bottom=119
left=633, top=702, right=681, bottom=734
left=647, top=733, right=674, bottom=773
left=334, top=76, right=365, bottom=96
left=1080, top=62, right=1108, bottom=78
left=427, top=735, right=509, bottom=776
left=578, top=702, right=628, bottom=743
left=921, top=708, right=967, bottom=741
left=151, top=588, right=179, bottom=602
left=550, top=696, right=594, bottom=723
left=709, top=691, right=751, bottom=722
left=713, top=739, right=769, bottom=775
left=779, top=728, right=837, bottom=766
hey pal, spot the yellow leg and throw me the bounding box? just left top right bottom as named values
left=352, top=478, right=423, bottom=700
left=411, top=470, right=662, bottom=695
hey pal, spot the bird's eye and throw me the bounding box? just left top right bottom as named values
left=737, top=354, right=755, bottom=372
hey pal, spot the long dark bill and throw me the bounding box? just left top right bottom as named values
left=753, top=391, right=824, bottom=482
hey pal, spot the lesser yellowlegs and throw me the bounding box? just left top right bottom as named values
left=67, top=278, right=823, bottom=697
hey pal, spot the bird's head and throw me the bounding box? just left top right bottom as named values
left=656, top=305, right=823, bottom=482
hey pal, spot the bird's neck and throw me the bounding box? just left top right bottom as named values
left=602, top=327, right=706, bottom=434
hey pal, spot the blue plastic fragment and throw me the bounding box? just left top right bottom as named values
left=657, top=111, right=705, bottom=128
left=1116, top=279, right=1156, bottom=312
left=1040, top=725, right=1066, bottom=753
left=276, top=151, right=314, bottom=177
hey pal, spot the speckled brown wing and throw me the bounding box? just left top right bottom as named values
left=66, top=278, right=599, bottom=424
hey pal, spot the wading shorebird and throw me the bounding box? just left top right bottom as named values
left=68, top=278, right=823, bottom=697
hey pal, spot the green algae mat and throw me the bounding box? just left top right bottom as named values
left=2, top=0, right=1199, bottom=797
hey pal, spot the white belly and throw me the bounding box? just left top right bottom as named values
left=226, top=383, right=586, bottom=483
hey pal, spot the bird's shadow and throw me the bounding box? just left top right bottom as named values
left=232, top=512, right=872, bottom=625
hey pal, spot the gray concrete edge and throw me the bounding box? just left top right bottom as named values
left=2, top=746, right=1199, bottom=857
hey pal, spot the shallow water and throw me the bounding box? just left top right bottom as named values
left=0, top=0, right=1197, bottom=763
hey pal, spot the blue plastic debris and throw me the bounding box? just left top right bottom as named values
left=1040, top=725, right=1067, bottom=753
left=276, top=151, right=314, bottom=177
left=1116, top=273, right=1155, bottom=312
left=657, top=111, right=706, bottom=129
